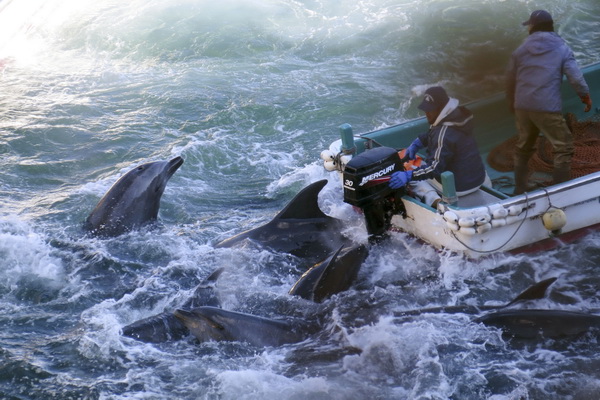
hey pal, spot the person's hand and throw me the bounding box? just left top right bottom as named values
left=581, top=94, right=592, bottom=113
left=389, top=170, right=413, bottom=189
left=405, top=138, right=423, bottom=160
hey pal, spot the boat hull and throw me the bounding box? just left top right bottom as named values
left=390, top=173, right=600, bottom=257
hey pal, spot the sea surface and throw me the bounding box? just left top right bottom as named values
left=1, top=0, right=600, bottom=399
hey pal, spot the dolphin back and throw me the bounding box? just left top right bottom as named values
left=175, top=306, right=313, bottom=347
left=289, top=244, right=368, bottom=302
left=215, top=180, right=350, bottom=262
left=476, top=309, right=600, bottom=339
left=121, top=267, right=222, bottom=343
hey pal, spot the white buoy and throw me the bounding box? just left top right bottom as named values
left=458, top=217, right=476, bottom=227
left=505, top=214, right=523, bottom=225
left=460, top=226, right=477, bottom=236
left=443, top=210, right=459, bottom=224
left=491, top=218, right=507, bottom=228
left=446, top=221, right=460, bottom=231
left=475, top=214, right=491, bottom=225
left=542, top=207, right=567, bottom=232
left=323, top=160, right=337, bottom=171
left=320, top=150, right=335, bottom=161
left=491, top=207, right=509, bottom=219
left=508, top=205, right=523, bottom=216
left=476, top=222, right=492, bottom=234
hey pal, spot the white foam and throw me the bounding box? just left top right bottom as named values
left=0, top=214, right=65, bottom=286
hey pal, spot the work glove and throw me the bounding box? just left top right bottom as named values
left=581, top=94, right=592, bottom=113
left=405, top=138, right=423, bottom=160
left=389, top=170, right=413, bottom=190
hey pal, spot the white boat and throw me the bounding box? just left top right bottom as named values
left=320, top=61, right=600, bottom=258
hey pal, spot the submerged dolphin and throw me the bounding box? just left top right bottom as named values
left=215, top=180, right=351, bottom=263
left=84, top=156, right=184, bottom=237
left=393, top=277, right=558, bottom=318
left=289, top=243, right=369, bottom=303
left=122, top=267, right=223, bottom=343
left=174, top=306, right=317, bottom=347
left=393, top=277, right=600, bottom=340
left=474, top=309, right=600, bottom=339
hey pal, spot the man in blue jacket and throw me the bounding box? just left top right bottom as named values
left=506, top=10, right=592, bottom=194
left=388, top=86, right=488, bottom=207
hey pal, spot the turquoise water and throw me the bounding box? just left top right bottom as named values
left=1, top=0, right=600, bottom=398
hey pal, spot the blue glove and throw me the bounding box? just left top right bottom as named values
left=389, top=170, right=413, bottom=189
left=405, top=138, right=423, bottom=160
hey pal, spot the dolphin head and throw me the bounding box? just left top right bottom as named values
left=127, top=156, right=184, bottom=199
left=85, top=156, right=184, bottom=236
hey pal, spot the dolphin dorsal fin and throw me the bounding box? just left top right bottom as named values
left=317, top=245, right=344, bottom=279
left=505, top=277, right=558, bottom=307
left=275, top=180, right=329, bottom=220
left=204, top=267, right=225, bottom=285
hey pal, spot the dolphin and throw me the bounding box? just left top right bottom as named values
left=391, top=277, right=600, bottom=340
left=289, top=244, right=369, bottom=303
left=174, top=306, right=317, bottom=347
left=475, top=309, right=600, bottom=339
left=215, top=180, right=351, bottom=263
left=393, top=277, right=558, bottom=318
left=84, top=156, right=184, bottom=237
left=122, top=267, right=223, bottom=343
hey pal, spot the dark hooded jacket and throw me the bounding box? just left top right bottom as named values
left=506, top=31, right=589, bottom=112
left=413, top=103, right=486, bottom=192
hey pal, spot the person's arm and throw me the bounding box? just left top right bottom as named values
left=412, top=127, right=453, bottom=182
left=563, top=50, right=592, bottom=112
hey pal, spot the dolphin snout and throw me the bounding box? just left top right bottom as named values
left=168, top=156, right=184, bottom=174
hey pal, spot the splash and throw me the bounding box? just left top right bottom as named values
left=0, top=214, right=64, bottom=288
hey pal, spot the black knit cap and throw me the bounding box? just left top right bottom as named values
left=417, top=86, right=449, bottom=112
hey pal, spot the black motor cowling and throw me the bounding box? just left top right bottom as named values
left=343, top=146, right=405, bottom=238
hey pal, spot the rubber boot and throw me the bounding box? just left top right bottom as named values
left=513, top=157, right=529, bottom=195
left=552, top=162, right=571, bottom=185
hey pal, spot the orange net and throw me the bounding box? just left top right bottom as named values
left=487, top=113, right=600, bottom=178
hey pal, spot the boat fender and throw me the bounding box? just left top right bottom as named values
left=476, top=222, right=492, bottom=234
left=446, top=221, right=460, bottom=231
left=443, top=210, right=458, bottom=224
left=320, top=150, right=335, bottom=161
left=507, top=205, right=523, bottom=216
left=489, top=206, right=508, bottom=219
left=324, top=160, right=337, bottom=171
left=458, top=217, right=475, bottom=227
left=475, top=215, right=491, bottom=225
left=460, top=226, right=477, bottom=236
left=542, top=207, right=567, bottom=232
left=491, top=218, right=507, bottom=228
left=505, top=214, right=523, bottom=225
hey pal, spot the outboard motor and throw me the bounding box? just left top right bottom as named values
left=343, top=146, right=406, bottom=238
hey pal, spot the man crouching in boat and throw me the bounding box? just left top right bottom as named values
left=388, top=86, right=490, bottom=208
